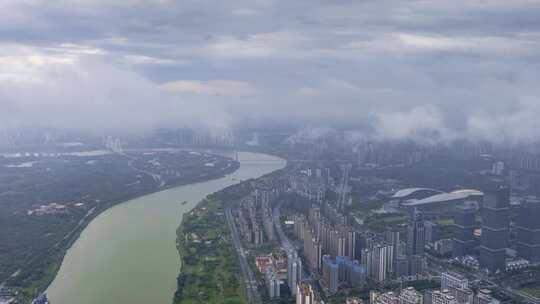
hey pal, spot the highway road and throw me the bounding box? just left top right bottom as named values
left=225, top=206, right=262, bottom=304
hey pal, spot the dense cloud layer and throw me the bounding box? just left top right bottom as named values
left=0, top=0, right=539, bottom=143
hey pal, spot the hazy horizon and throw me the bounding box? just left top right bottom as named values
left=1, top=1, right=540, bottom=144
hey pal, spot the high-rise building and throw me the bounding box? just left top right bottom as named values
left=408, top=254, right=426, bottom=277
left=407, top=210, right=425, bottom=256
left=363, top=243, right=393, bottom=282
left=337, top=232, right=347, bottom=257
left=479, top=183, right=510, bottom=273
left=346, top=229, right=357, bottom=260
left=322, top=255, right=339, bottom=293
left=288, top=251, right=303, bottom=295
left=296, top=282, right=315, bottom=304
left=336, top=255, right=350, bottom=282
left=395, top=255, right=410, bottom=278
left=425, top=221, right=440, bottom=244
left=294, top=214, right=307, bottom=240
left=303, top=227, right=322, bottom=271
left=348, top=260, right=367, bottom=289
left=265, top=270, right=281, bottom=298
left=386, top=229, right=401, bottom=273
left=313, top=241, right=322, bottom=270
left=452, top=204, right=477, bottom=257
left=262, top=209, right=275, bottom=241
left=516, top=197, right=540, bottom=263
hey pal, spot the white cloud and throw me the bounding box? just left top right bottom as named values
left=207, top=35, right=274, bottom=58
left=374, top=107, right=451, bottom=142
left=160, top=80, right=257, bottom=96
left=207, top=32, right=306, bottom=58
left=123, top=55, right=186, bottom=65
left=0, top=44, right=77, bottom=83
left=397, top=33, right=531, bottom=54
left=347, top=33, right=540, bottom=56
left=0, top=0, right=539, bottom=144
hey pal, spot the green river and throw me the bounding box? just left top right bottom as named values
left=47, top=151, right=285, bottom=304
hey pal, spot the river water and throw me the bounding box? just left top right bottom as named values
left=47, top=151, right=285, bottom=304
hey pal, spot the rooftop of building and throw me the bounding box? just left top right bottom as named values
left=391, top=187, right=443, bottom=199
left=402, top=190, right=483, bottom=207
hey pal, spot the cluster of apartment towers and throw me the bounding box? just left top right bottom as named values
left=238, top=167, right=526, bottom=303
left=294, top=179, right=533, bottom=304
left=292, top=201, right=503, bottom=304
left=292, top=201, right=428, bottom=295
left=234, top=189, right=277, bottom=246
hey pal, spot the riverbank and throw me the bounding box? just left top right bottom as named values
left=14, top=152, right=240, bottom=304
left=46, top=152, right=285, bottom=304
left=174, top=194, right=249, bottom=304
left=173, top=158, right=288, bottom=304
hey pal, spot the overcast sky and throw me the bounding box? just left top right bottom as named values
left=1, top=0, right=539, bottom=143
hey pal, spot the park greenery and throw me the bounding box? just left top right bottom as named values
left=174, top=180, right=253, bottom=304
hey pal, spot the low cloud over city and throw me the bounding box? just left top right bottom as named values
left=1, top=0, right=540, bottom=143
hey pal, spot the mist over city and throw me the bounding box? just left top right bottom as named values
left=2, top=2, right=540, bottom=304
left=0, top=1, right=539, bottom=143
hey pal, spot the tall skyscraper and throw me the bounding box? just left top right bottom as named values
left=516, top=197, right=540, bottom=263
left=288, top=251, right=303, bottom=295
left=346, top=229, right=357, bottom=260
left=424, top=221, right=440, bottom=244
left=479, top=182, right=510, bottom=273
left=407, top=210, right=425, bottom=256
left=452, top=204, right=477, bottom=257
left=363, top=243, right=393, bottom=282
left=386, top=229, right=401, bottom=274
left=265, top=270, right=281, bottom=298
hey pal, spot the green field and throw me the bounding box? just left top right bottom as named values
left=174, top=198, right=246, bottom=304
